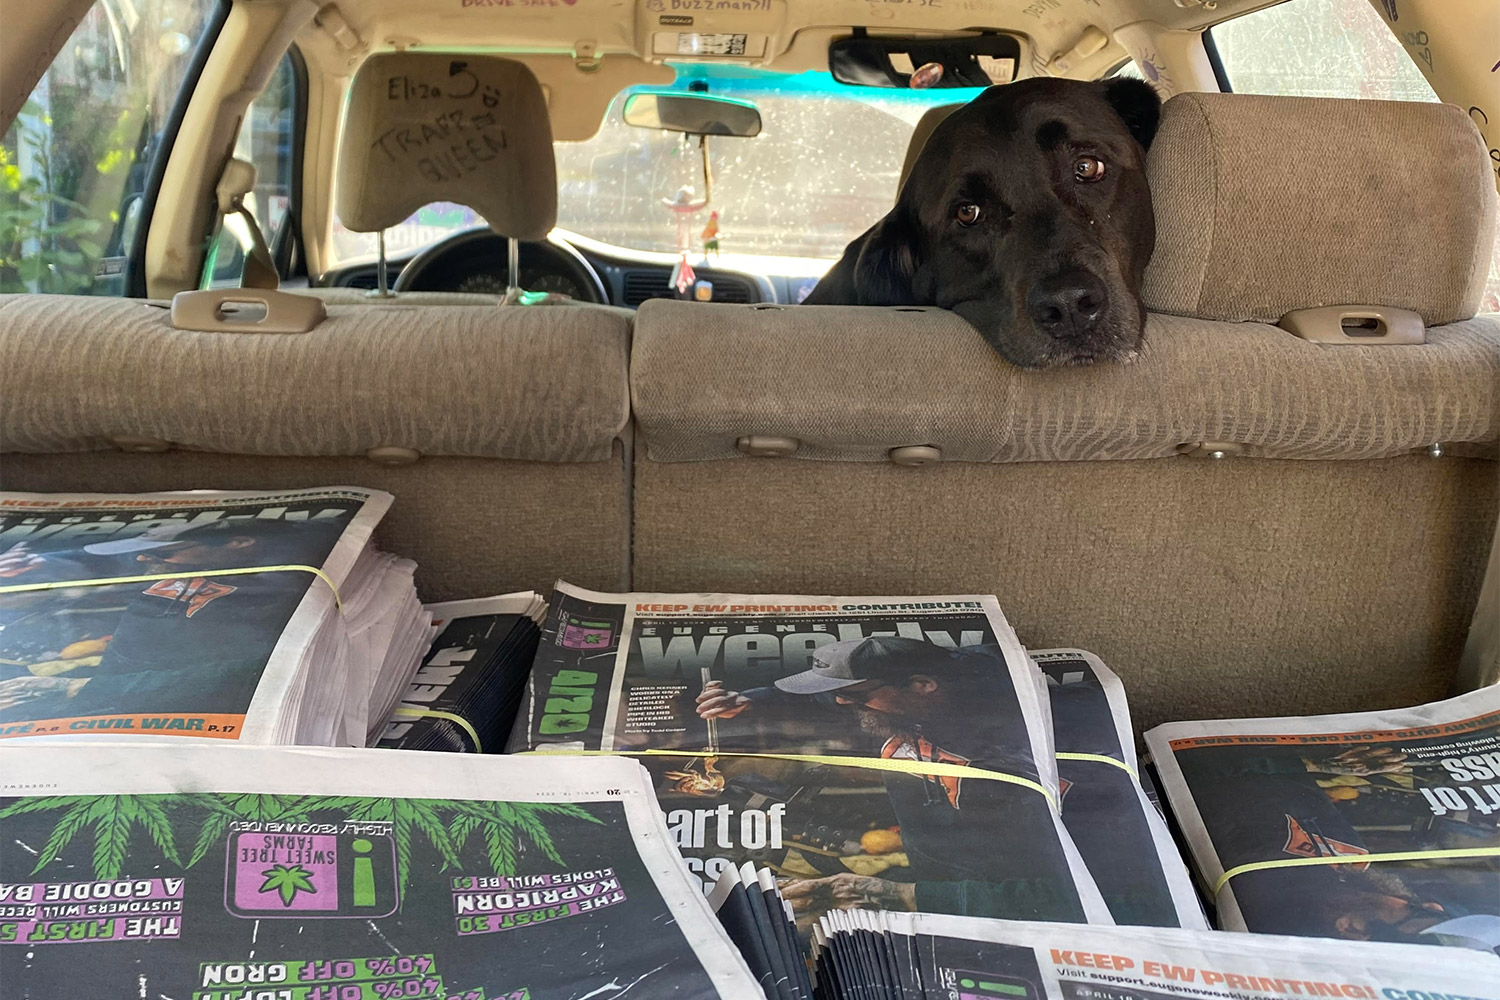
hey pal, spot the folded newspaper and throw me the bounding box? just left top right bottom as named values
left=375, top=592, right=546, bottom=752
left=0, top=742, right=762, bottom=998
left=806, top=910, right=1500, bottom=1000
left=0, top=488, right=429, bottom=746
left=1033, top=649, right=1206, bottom=929
left=1146, top=685, right=1500, bottom=953
left=507, top=583, right=1112, bottom=936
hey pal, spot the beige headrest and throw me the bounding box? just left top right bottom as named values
left=897, top=103, right=962, bottom=194
left=1143, top=92, right=1496, bottom=327
left=336, top=53, right=557, bottom=240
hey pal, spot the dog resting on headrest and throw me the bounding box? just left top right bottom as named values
left=804, top=77, right=1161, bottom=369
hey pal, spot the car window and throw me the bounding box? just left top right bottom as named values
left=205, top=52, right=299, bottom=288
left=329, top=67, right=983, bottom=267
left=0, top=0, right=220, bottom=297
left=1210, top=0, right=1499, bottom=312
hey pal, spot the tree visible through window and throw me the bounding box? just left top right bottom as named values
left=0, top=0, right=217, bottom=296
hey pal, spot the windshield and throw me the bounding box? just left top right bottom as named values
left=329, top=66, right=983, bottom=267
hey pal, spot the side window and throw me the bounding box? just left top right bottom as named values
left=1209, top=0, right=1500, bottom=312
left=1209, top=0, right=1436, bottom=101
left=0, top=1, right=219, bottom=296
left=206, top=53, right=299, bottom=288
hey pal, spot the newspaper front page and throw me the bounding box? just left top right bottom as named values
left=810, top=911, right=1500, bottom=1000
left=507, top=583, right=1111, bottom=937
left=0, top=488, right=389, bottom=744
left=1146, top=685, right=1500, bottom=953
left=0, top=742, right=760, bottom=999
left=1032, top=650, right=1207, bottom=929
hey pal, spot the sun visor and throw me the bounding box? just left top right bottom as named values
left=336, top=53, right=557, bottom=239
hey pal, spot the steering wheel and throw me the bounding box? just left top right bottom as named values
left=393, top=227, right=608, bottom=304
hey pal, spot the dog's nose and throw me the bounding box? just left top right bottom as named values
left=1027, top=271, right=1108, bottom=339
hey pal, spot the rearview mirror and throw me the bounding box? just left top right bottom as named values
left=623, top=92, right=762, bottom=138
left=828, top=32, right=1021, bottom=89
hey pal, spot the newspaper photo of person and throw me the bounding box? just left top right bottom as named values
left=507, top=586, right=1110, bottom=939
left=0, top=488, right=406, bottom=744
left=1148, top=687, right=1500, bottom=955
left=694, top=636, right=1088, bottom=925
left=0, top=517, right=343, bottom=723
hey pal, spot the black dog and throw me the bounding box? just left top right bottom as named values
left=804, top=77, right=1161, bottom=369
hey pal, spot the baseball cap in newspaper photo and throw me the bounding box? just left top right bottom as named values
left=82, top=520, right=200, bottom=555
left=773, top=636, right=959, bottom=695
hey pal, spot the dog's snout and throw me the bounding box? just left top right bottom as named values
left=1027, top=270, right=1108, bottom=339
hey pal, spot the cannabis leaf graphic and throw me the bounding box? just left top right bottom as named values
left=184, top=793, right=316, bottom=868
left=259, top=863, right=317, bottom=906
left=0, top=794, right=184, bottom=879
left=448, top=801, right=601, bottom=876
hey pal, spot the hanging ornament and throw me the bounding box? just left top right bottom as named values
left=701, top=210, right=722, bottom=259
left=671, top=254, right=698, bottom=294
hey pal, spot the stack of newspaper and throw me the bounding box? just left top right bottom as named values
left=0, top=743, right=762, bottom=997
left=1033, top=648, right=1206, bottom=929
left=1147, top=685, right=1500, bottom=954
left=374, top=592, right=546, bottom=752
left=804, top=911, right=1500, bottom=999
left=506, top=583, right=1205, bottom=936
left=0, top=488, right=430, bottom=746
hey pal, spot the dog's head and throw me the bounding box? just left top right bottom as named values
left=857, top=77, right=1161, bottom=368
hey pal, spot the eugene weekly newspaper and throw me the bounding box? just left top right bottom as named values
left=0, top=488, right=387, bottom=744
left=507, top=583, right=1109, bottom=937
left=1147, top=685, right=1500, bottom=954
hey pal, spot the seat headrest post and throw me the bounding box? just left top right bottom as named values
left=375, top=231, right=391, bottom=299
left=507, top=237, right=521, bottom=298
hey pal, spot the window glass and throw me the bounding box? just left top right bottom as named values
left=206, top=53, right=298, bottom=288
left=0, top=0, right=218, bottom=296
left=329, top=66, right=984, bottom=266
left=1211, top=0, right=1436, bottom=101
left=1211, top=0, right=1498, bottom=312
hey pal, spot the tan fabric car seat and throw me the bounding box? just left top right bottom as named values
left=307, top=52, right=558, bottom=304
left=0, top=296, right=632, bottom=598
left=630, top=92, right=1500, bottom=729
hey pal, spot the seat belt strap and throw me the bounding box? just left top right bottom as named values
left=214, top=157, right=279, bottom=290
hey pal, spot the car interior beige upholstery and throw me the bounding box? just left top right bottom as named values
left=1144, top=93, right=1497, bottom=326
left=303, top=52, right=558, bottom=304
left=0, top=295, right=631, bottom=598
left=336, top=52, right=556, bottom=241
left=898, top=103, right=961, bottom=193
left=629, top=92, right=1500, bottom=729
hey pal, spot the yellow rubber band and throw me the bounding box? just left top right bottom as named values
left=1056, top=751, right=1138, bottom=779
left=392, top=707, right=483, bottom=754
left=0, top=564, right=342, bottom=613
left=523, top=747, right=1057, bottom=810
left=1213, top=846, right=1500, bottom=896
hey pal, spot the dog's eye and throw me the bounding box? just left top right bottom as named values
left=955, top=203, right=982, bottom=226
left=1074, top=155, right=1106, bottom=182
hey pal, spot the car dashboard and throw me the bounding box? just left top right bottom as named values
left=317, top=228, right=815, bottom=307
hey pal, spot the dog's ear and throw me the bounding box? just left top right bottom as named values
left=1101, top=77, right=1161, bottom=151
left=852, top=210, right=920, bottom=306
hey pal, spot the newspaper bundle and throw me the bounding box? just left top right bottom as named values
left=0, top=742, right=762, bottom=998
left=0, top=488, right=430, bottom=745
left=507, top=583, right=1112, bottom=937
left=1033, top=649, right=1206, bottom=929
left=375, top=592, right=546, bottom=752
left=1147, top=685, right=1500, bottom=953
left=806, top=911, right=1500, bottom=1000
